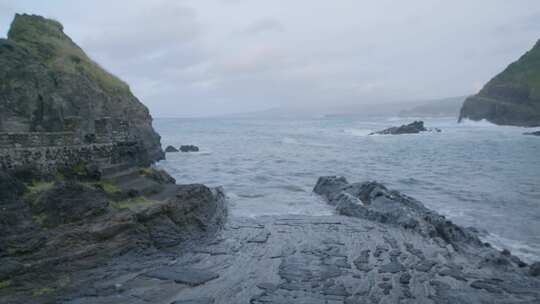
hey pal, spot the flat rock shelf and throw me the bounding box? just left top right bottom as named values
left=55, top=214, right=540, bottom=304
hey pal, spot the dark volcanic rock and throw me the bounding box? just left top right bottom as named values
left=180, top=145, right=200, bottom=152
left=0, top=173, right=227, bottom=303
left=143, top=168, right=176, bottom=185
left=524, top=131, right=540, bottom=136
left=165, top=145, right=179, bottom=152
left=459, top=39, right=540, bottom=127
left=144, top=266, right=219, bottom=286
left=31, top=181, right=108, bottom=227
left=313, top=176, right=484, bottom=249
left=530, top=262, right=540, bottom=276
left=369, top=120, right=439, bottom=135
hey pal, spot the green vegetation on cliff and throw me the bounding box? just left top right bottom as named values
left=7, top=14, right=129, bottom=93
left=486, top=40, right=540, bottom=100
left=459, top=40, right=540, bottom=126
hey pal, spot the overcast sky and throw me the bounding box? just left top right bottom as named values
left=1, top=1, right=540, bottom=117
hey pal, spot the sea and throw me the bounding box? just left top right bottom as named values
left=154, top=116, right=540, bottom=262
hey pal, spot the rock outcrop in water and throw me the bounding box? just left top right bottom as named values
left=369, top=121, right=440, bottom=135
left=524, top=131, right=540, bottom=136
left=458, top=39, right=540, bottom=127
left=0, top=14, right=164, bottom=176
left=180, top=145, right=200, bottom=152
left=165, top=145, right=180, bottom=153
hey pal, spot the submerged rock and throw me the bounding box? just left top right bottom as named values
left=369, top=120, right=440, bottom=135
left=165, top=145, right=179, bottom=152
left=180, top=145, right=200, bottom=152
left=524, top=131, right=540, bottom=136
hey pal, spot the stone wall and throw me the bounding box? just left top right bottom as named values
left=0, top=118, right=147, bottom=176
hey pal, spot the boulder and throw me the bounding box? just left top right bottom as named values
left=180, top=145, right=200, bottom=152
left=165, top=145, right=179, bottom=153
left=369, top=121, right=438, bottom=135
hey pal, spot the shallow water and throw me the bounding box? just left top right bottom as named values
left=155, top=116, right=540, bottom=262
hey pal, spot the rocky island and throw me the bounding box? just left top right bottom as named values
left=369, top=121, right=440, bottom=135
left=1, top=14, right=540, bottom=304
left=458, top=39, right=540, bottom=127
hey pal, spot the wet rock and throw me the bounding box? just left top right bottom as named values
left=414, top=260, right=437, bottom=272
left=369, top=121, right=430, bottom=135
left=165, top=145, right=179, bottom=153
left=353, top=250, right=372, bottom=272
left=180, top=145, right=200, bottom=152
left=171, top=298, right=215, bottom=304
left=144, top=267, right=219, bottom=286
left=378, top=282, right=393, bottom=295
left=399, top=272, right=411, bottom=284
left=438, top=267, right=467, bottom=282
left=524, top=131, right=540, bottom=136
left=257, top=282, right=279, bottom=291
left=313, top=176, right=482, bottom=249
left=379, top=261, right=406, bottom=273
left=529, top=262, right=540, bottom=276
left=470, top=279, right=503, bottom=294
left=313, top=176, right=349, bottom=202
left=248, top=229, right=271, bottom=243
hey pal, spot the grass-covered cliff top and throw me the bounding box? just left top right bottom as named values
left=7, top=13, right=129, bottom=93
left=481, top=39, right=540, bottom=101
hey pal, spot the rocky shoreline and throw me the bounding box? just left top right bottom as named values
left=2, top=176, right=539, bottom=303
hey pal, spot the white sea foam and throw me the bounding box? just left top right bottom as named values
left=482, top=233, right=540, bottom=263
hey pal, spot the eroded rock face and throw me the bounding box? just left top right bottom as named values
left=458, top=40, right=540, bottom=127
left=0, top=14, right=164, bottom=174
left=31, top=182, right=109, bottom=227
left=0, top=171, right=227, bottom=302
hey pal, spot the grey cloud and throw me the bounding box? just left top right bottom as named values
left=242, top=18, right=284, bottom=35
left=1, top=0, right=540, bottom=117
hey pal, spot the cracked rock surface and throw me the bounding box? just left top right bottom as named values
left=2, top=177, right=540, bottom=303
left=48, top=214, right=540, bottom=304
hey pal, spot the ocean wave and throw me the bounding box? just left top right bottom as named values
left=238, top=193, right=266, bottom=198
left=281, top=137, right=299, bottom=144
left=273, top=184, right=306, bottom=193
left=458, top=119, right=500, bottom=127
left=482, top=233, right=540, bottom=263
left=343, top=128, right=372, bottom=136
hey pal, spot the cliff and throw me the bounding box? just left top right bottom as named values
left=0, top=15, right=229, bottom=303
left=0, top=14, right=164, bottom=176
left=459, top=40, right=540, bottom=127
